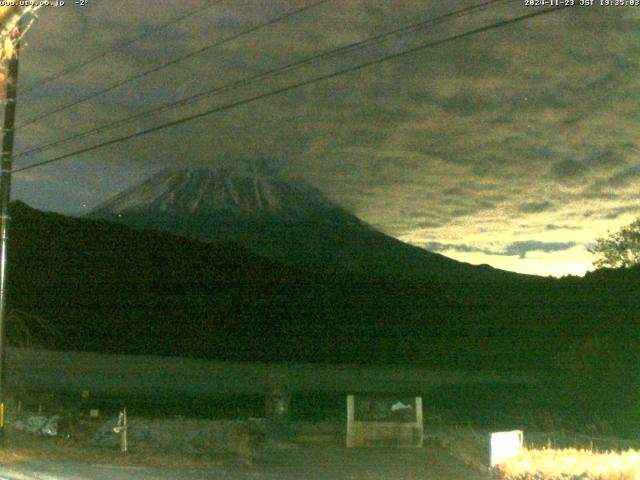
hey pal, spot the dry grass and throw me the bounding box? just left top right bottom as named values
left=495, top=448, right=640, bottom=479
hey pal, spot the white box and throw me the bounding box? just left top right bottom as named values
left=490, top=430, right=523, bottom=467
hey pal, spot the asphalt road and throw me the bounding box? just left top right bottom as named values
left=0, top=446, right=491, bottom=479
left=0, top=462, right=211, bottom=480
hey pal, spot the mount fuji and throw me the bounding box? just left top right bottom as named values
left=91, top=167, right=361, bottom=225
left=89, top=167, right=521, bottom=280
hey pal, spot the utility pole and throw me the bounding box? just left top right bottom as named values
left=0, top=21, right=20, bottom=445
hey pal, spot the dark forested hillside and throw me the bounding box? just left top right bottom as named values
left=5, top=202, right=639, bottom=373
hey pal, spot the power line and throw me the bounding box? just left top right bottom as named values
left=17, top=0, right=331, bottom=129
left=21, top=0, right=225, bottom=96
left=13, top=5, right=570, bottom=175
left=15, top=0, right=510, bottom=160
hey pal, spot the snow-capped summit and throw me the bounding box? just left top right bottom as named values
left=89, top=165, right=514, bottom=280
left=90, top=167, right=359, bottom=225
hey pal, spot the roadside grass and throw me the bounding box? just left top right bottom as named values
left=494, top=448, right=640, bottom=479
left=425, top=422, right=640, bottom=478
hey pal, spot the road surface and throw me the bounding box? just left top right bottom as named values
left=0, top=445, right=491, bottom=479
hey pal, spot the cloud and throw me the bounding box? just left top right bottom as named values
left=10, top=2, right=640, bottom=276
left=602, top=164, right=640, bottom=188
left=582, top=146, right=625, bottom=167
left=545, top=224, right=580, bottom=231
left=551, top=160, right=585, bottom=179
left=423, top=240, right=578, bottom=259
left=421, top=242, right=485, bottom=254
left=600, top=205, right=640, bottom=220
left=518, top=202, right=553, bottom=214
left=502, top=241, right=577, bottom=259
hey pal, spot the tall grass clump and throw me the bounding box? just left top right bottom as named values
left=495, top=448, right=640, bottom=479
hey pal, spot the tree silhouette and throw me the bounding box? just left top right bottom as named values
left=590, top=218, right=640, bottom=268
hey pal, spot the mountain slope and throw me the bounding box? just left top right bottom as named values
left=5, top=201, right=640, bottom=372
left=6, top=202, right=640, bottom=435
left=89, top=168, right=526, bottom=281
left=7, top=201, right=312, bottom=360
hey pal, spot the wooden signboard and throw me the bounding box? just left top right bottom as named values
left=346, top=395, right=423, bottom=447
